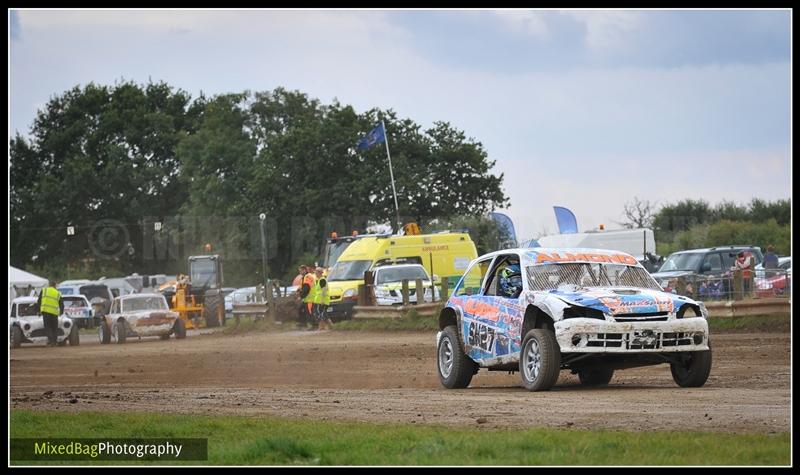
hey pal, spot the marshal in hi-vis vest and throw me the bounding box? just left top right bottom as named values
left=40, top=287, right=61, bottom=316
left=312, top=277, right=330, bottom=305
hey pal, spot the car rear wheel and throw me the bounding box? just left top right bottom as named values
left=671, top=343, right=712, bottom=388
left=99, top=321, right=111, bottom=344
left=519, top=329, right=561, bottom=391
left=68, top=325, right=80, bottom=346
left=11, top=325, right=23, bottom=349
left=437, top=325, right=477, bottom=389
left=578, top=367, right=614, bottom=386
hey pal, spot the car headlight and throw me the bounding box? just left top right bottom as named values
left=374, top=288, right=390, bottom=298
left=342, top=288, right=358, bottom=301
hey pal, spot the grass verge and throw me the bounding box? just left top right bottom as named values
left=10, top=410, right=789, bottom=466
left=707, top=314, right=789, bottom=333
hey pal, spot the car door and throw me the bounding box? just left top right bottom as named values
left=471, top=253, right=524, bottom=359
left=450, top=256, right=494, bottom=361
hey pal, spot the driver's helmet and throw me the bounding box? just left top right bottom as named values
left=499, top=263, right=522, bottom=297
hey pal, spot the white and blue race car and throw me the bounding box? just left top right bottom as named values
left=437, top=248, right=712, bottom=391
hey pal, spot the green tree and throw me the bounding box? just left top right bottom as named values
left=10, top=81, right=201, bottom=280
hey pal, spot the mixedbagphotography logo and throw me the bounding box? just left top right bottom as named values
left=10, top=438, right=208, bottom=462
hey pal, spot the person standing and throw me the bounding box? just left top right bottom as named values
left=763, top=245, right=779, bottom=277
left=300, top=266, right=317, bottom=330
left=312, top=267, right=333, bottom=331
left=292, top=265, right=306, bottom=287
left=295, top=265, right=309, bottom=328
left=37, top=283, right=64, bottom=347
left=733, top=251, right=753, bottom=298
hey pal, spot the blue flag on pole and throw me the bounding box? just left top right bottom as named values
left=356, top=123, right=386, bottom=151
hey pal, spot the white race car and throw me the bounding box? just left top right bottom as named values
left=99, top=293, right=183, bottom=344
left=372, top=264, right=440, bottom=305
left=437, top=248, right=711, bottom=391
left=9, top=296, right=80, bottom=348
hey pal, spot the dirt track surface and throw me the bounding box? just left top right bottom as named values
left=10, top=329, right=791, bottom=433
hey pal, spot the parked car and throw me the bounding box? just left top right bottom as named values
left=437, top=248, right=711, bottom=391
left=754, top=256, right=791, bottom=279
left=754, top=257, right=792, bottom=298
left=371, top=264, right=440, bottom=305
left=650, top=246, right=764, bottom=288
left=57, top=282, right=115, bottom=318
left=96, top=277, right=137, bottom=298
left=62, top=294, right=96, bottom=329
left=99, top=293, right=183, bottom=344
left=9, top=296, right=79, bottom=348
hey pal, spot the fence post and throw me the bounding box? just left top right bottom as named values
left=415, top=278, right=424, bottom=303
left=732, top=270, right=743, bottom=301
left=401, top=280, right=410, bottom=306
left=265, top=279, right=276, bottom=323
left=441, top=277, right=449, bottom=301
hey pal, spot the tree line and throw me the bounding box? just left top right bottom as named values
left=621, top=197, right=791, bottom=257
left=10, top=81, right=509, bottom=285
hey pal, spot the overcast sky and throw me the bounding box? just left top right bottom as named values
left=8, top=9, right=792, bottom=241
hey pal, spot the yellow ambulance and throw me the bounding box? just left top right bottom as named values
left=325, top=232, right=478, bottom=320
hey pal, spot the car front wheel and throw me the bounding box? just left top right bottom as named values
left=437, top=325, right=477, bottom=389
left=173, top=318, right=186, bottom=339
left=671, top=344, right=712, bottom=388
left=99, top=321, right=111, bottom=344
left=519, top=329, right=561, bottom=391
left=10, top=325, right=22, bottom=349
left=115, top=321, right=127, bottom=344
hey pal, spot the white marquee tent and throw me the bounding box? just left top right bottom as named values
left=9, top=266, right=48, bottom=304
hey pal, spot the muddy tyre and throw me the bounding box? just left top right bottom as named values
left=671, top=344, right=712, bottom=388
left=578, top=367, right=613, bottom=386
left=11, top=325, right=22, bottom=349
left=204, top=295, right=221, bottom=328
left=173, top=318, right=187, bottom=339
left=69, top=325, right=80, bottom=346
left=437, top=325, right=477, bottom=389
left=519, top=329, right=561, bottom=391
left=115, top=321, right=127, bottom=344
left=99, top=321, right=111, bottom=344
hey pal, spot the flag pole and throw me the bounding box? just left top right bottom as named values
left=382, top=120, right=402, bottom=232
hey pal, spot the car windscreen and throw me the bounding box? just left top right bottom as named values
left=58, top=287, right=75, bottom=295
left=376, top=267, right=429, bottom=284
left=658, top=253, right=704, bottom=272
left=79, top=285, right=110, bottom=302
left=233, top=289, right=257, bottom=303
left=63, top=297, right=88, bottom=308
left=328, top=260, right=372, bottom=281
left=14, top=303, right=40, bottom=317
left=122, top=296, right=167, bottom=312
left=527, top=263, right=662, bottom=291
